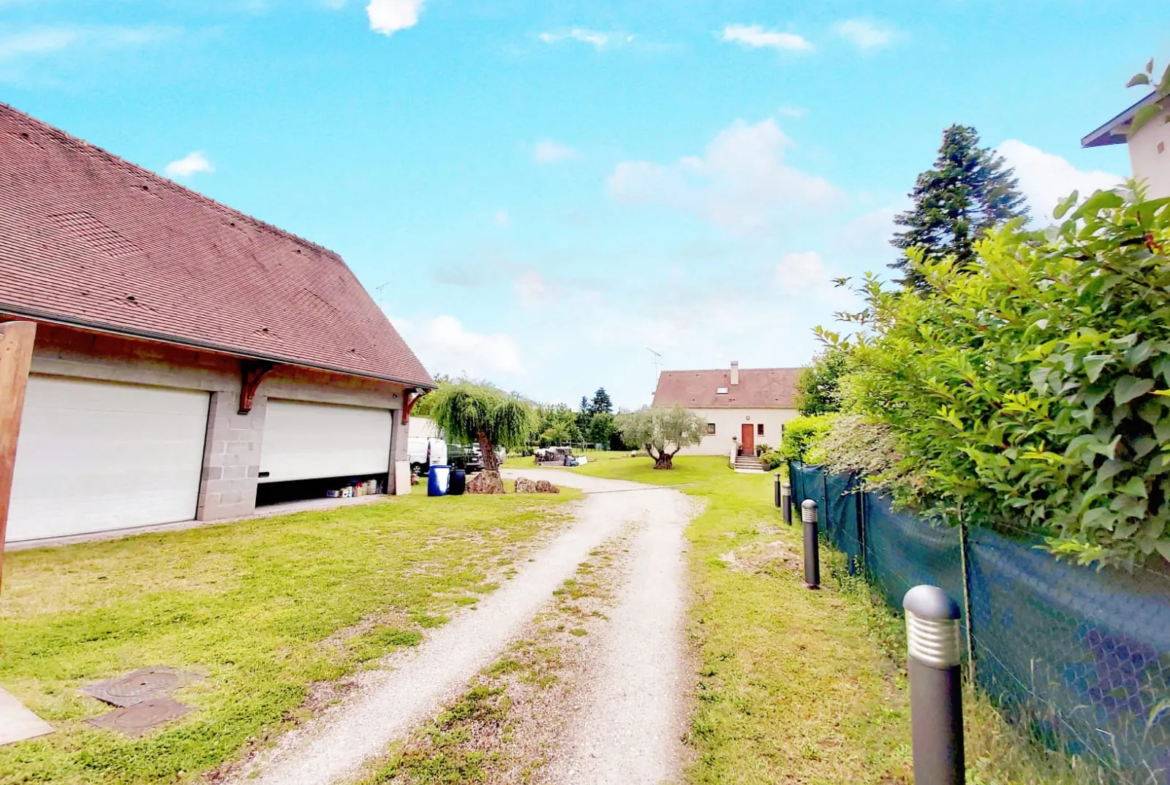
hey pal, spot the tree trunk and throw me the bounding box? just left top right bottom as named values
left=478, top=432, right=501, bottom=474
left=653, top=454, right=674, bottom=470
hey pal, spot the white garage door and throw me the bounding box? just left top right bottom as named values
left=7, top=376, right=210, bottom=542
left=259, top=400, right=392, bottom=484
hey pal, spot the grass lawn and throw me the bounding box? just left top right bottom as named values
left=572, top=456, right=1097, bottom=785
left=0, top=488, right=578, bottom=785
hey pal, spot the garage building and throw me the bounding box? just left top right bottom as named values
left=0, top=103, right=433, bottom=543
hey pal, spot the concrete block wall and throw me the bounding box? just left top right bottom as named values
left=197, top=392, right=267, bottom=520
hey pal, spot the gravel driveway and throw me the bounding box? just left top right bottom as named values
left=228, top=468, right=695, bottom=785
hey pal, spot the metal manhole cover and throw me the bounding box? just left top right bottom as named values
left=81, top=667, right=204, bottom=707
left=87, top=697, right=193, bottom=738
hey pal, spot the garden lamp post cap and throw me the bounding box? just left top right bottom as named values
left=903, top=585, right=960, bottom=621
left=801, top=499, right=818, bottom=523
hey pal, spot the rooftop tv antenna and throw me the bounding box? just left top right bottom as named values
left=647, top=347, right=662, bottom=387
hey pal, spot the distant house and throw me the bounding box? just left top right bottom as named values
left=1082, top=92, right=1169, bottom=198
left=0, top=102, right=433, bottom=544
left=651, top=361, right=801, bottom=456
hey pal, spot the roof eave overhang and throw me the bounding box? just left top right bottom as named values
left=1082, top=93, right=1160, bottom=149
left=0, top=304, right=436, bottom=391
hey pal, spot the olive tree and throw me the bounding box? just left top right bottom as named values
left=617, top=405, right=705, bottom=470
left=428, top=382, right=534, bottom=476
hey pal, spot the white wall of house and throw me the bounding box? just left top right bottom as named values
left=1129, top=106, right=1170, bottom=199
left=675, top=407, right=800, bottom=456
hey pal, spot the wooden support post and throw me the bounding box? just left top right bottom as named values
left=0, top=321, right=36, bottom=595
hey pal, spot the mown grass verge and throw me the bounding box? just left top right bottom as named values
left=574, top=455, right=1104, bottom=784
left=0, top=489, right=578, bottom=785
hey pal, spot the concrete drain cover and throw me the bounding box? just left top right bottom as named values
left=81, top=667, right=203, bottom=707
left=87, top=697, right=193, bottom=738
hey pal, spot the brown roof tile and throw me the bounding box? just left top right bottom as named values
left=652, top=367, right=802, bottom=409
left=0, top=103, right=433, bottom=388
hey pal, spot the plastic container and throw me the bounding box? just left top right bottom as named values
left=427, top=465, right=451, bottom=497
left=448, top=469, right=467, bottom=496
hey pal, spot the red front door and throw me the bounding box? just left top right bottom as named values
left=741, top=423, right=754, bottom=456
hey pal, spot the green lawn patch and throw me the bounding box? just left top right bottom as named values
left=0, top=490, right=577, bottom=785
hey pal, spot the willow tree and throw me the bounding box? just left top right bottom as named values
left=427, top=382, right=533, bottom=476
left=617, top=405, right=705, bottom=470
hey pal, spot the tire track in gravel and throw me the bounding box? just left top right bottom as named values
left=228, top=470, right=693, bottom=785
left=539, top=473, right=697, bottom=785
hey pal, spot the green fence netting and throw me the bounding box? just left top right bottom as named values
left=790, top=462, right=1170, bottom=784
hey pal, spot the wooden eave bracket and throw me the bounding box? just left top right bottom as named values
left=239, top=360, right=275, bottom=415
left=402, top=388, right=427, bottom=425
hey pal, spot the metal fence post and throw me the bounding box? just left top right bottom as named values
left=781, top=481, right=792, bottom=524
left=801, top=500, right=820, bottom=589
left=957, top=515, right=977, bottom=684
left=904, top=585, right=965, bottom=785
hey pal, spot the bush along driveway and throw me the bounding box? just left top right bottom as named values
left=0, top=490, right=577, bottom=785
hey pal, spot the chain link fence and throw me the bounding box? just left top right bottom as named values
left=790, top=462, right=1170, bottom=784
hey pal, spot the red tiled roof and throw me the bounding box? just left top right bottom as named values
left=0, top=102, right=433, bottom=388
left=652, top=367, right=802, bottom=409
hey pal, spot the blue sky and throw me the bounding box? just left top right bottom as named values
left=2, top=0, right=1165, bottom=408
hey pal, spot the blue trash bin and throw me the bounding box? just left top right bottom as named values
left=427, top=465, right=451, bottom=497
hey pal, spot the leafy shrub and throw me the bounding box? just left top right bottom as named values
left=759, top=451, right=785, bottom=471
left=776, top=414, right=837, bottom=463
left=794, top=346, right=851, bottom=415
left=824, top=185, right=1170, bottom=569
left=813, top=414, right=898, bottom=478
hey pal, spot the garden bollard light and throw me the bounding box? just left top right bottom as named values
left=904, top=585, right=965, bottom=785
left=801, top=500, right=820, bottom=589
left=781, top=482, right=792, bottom=525
left=774, top=473, right=782, bottom=508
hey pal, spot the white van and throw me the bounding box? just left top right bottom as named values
left=408, top=436, right=447, bottom=475
left=408, top=417, right=447, bottom=475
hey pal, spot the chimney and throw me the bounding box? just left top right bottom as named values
left=730, top=360, right=739, bottom=386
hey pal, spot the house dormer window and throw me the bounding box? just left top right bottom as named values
left=716, top=387, right=728, bottom=394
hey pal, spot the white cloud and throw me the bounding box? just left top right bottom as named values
left=834, top=19, right=896, bottom=51
left=778, top=105, right=807, bottom=118
left=494, top=209, right=510, bottom=228
left=367, top=0, right=425, bottom=36
left=164, top=151, right=214, bottom=178
left=0, top=25, right=171, bottom=65
left=607, top=118, right=843, bottom=235
left=539, top=29, right=631, bottom=50
left=393, top=314, right=523, bottom=377
left=719, top=24, right=813, bottom=53
left=514, top=271, right=557, bottom=308
left=997, top=139, right=1123, bottom=224
left=532, top=139, right=580, bottom=164
left=834, top=205, right=900, bottom=261
left=776, top=251, right=859, bottom=309
left=776, top=251, right=828, bottom=290
left=0, top=29, right=80, bottom=61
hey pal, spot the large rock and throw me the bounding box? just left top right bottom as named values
left=467, top=470, right=506, bottom=495
left=534, top=479, right=560, bottom=494
left=514, top=477, right=537, bottom=493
